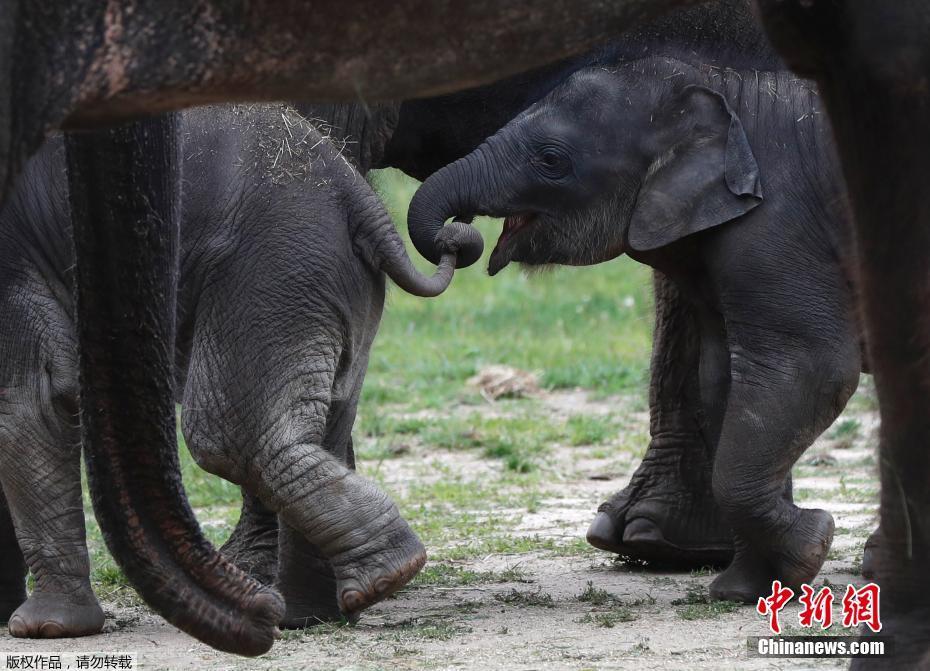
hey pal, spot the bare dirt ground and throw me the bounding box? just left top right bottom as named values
left=0, top=384, right=878, bottom=671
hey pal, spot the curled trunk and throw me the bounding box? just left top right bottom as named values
left=406, top=145, right=493, bottom=267
left=67, top=115, right=284, bottom=656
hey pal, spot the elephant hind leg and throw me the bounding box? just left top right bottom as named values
left=277, top=395, right=363, bottom=628
left=0, top=484, right=27, bottom=622
left=220, top=489, right=279, bottom=586
left=277, top=524, right=342, bottom=628
left=709, top=349, right=858, bottom=603
left=184, top=345, right=423, bottom=621
left=258, top=403, right=423, bottom=619
left=218, top=489, right=343, bottom=627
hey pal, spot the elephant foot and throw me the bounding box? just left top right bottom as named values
left=0, top=581, right=27, bottom=623
left=861, top=526, right=881, bottom=580
left=332, top=523, right=426, bottom=617
left=221, top=491, right=279, bottom=586
left=709, top=544, right=775, bottom=603
left=709, top=509, right=834, bottom=603
left=221, top=525, right=279, bottom=587
left=8, top=591, right=104, bottom=638
left=588, top=439, right=733, bottom=567
left=277, top=530, right=343, bottom=629
left=770, top=508, right=835, bottom=588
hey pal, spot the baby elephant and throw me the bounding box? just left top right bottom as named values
left=0, top=104, right=480, bottom=637
left=408, top=57, right=860, bottom=603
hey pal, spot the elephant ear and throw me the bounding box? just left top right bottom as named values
left=627, top=85, right=763, bottom=252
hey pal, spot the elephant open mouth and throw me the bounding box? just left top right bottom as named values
left=488, top=213, right=537, bottom=276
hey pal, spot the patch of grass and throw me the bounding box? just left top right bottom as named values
left=829, top=418, right=862, bottom=449
left=412, top=563, right=528, bottom=588
left=379, top=618, right=473, bottom=642
left=94, top=564, right=128, bottom=589
left=676, top=600, right=741, bottom=620
left=577, top=609, right=637, bottom=627
left=576, top=581, right=613, bottom=606
left=494, top=588, right=555, bottom=608
left=672, top=586, right=742, bottom=620
left=566, top=415, right=618, bottom=446
left=838, top=476, right=879, bottom=503
left=830, top=418, right=862, bottom=440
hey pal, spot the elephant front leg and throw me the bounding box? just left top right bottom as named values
left=588, top=272, right=732, bottom=566
left=0, top=486, right=26, bottom=622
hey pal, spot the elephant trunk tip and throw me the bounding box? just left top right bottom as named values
left=436, top=219, right=484, bottom=269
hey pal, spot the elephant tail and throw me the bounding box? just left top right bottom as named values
left=352, top=189, right=483, bottom=298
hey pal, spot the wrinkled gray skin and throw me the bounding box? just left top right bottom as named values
left=0, top=103, right=479, bottom=637
left=409, top=57, right=861, bottom=603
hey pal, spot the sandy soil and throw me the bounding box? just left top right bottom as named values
left=0, top=388, right=878, bottom=671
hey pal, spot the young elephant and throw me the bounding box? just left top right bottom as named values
left=408, top=57, right=860, bottom=603
left=0, top=104, right=479, bottom=637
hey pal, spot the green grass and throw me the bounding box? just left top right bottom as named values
left=412, top=563, right=529, bottom=588
left=577, top=609, right=638, bottom=627
left=494, top=588, right=555, bottom=608
left=671, top=586, right=742, bottom=620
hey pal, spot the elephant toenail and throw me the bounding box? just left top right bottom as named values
left=8, top=615, right=27, bottom=637
left=39, top=621, right=65, bottom=638
left=622, top=517, right=665, bottom=544
left=340, top=590, right=365, bottom=613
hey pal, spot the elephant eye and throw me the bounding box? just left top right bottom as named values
left=535, top=147, right=571, bottom=178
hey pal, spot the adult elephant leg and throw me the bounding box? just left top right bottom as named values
left=757, top=2, right=930, bottom=666
left=220, top=490, right=279, bottom=587
left=588, top=271, right=733, bottom=566
left=0, top=484, right=26, bottom=623
left=67, top=116, right=283, bottom=655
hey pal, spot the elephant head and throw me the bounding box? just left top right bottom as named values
left=407, top=58, right=763, bottom=274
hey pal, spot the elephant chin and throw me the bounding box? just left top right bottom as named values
left=488, top=241, right=514, bottom=276
left=488, top=213, right=535, bottom=276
